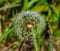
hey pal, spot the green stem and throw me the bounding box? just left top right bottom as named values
left=32, top=28, right=40, bottom=51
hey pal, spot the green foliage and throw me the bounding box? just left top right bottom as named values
left=0, top=2, right=20, bottom=11
left=54, top=29, right=60, bottom=40
left=0, top=28, right=13, bottom=42
left=22, top=0, right=38, bottom=11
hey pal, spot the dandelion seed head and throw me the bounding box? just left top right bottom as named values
left=14, top=11, right=46, bottom=40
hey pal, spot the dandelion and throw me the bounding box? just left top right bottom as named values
left=14, top=11, right=46, bottom=40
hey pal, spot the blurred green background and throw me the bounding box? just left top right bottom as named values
left=0, top=0, right=60, bottom=51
